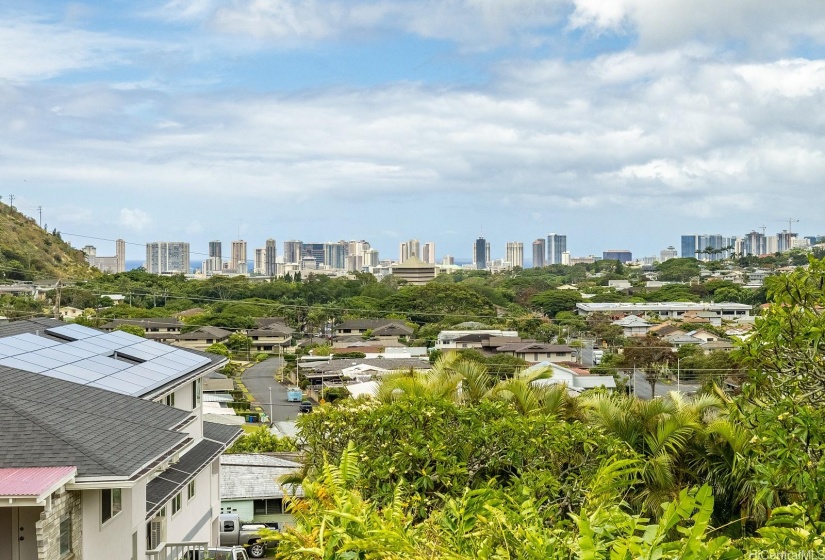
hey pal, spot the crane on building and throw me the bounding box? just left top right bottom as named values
left=774, top=218, right=800, bottom=234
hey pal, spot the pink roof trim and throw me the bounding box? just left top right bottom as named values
left=0, top=467, right=77, bottom=498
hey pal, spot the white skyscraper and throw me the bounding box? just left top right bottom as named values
left=422, top=242, right=436, bottom=264
left=505, top=242, right=524, bottom=268
left=547, top=234, right=567, bottom=265
left=145, top=242, right=190, bottom=274
left=230, top=240, right=247, bottom=273
left=399, top=239, right=421, bottom=263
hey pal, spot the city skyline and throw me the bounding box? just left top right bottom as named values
left=2, top=2, right=825, bottom=264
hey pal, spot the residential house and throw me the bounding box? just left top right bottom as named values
left=299, top=358, right=432, bottom=385
left=576, top=302, right=752, bottom=320
left=700, top=340, right=735, bottom=353
left=220, top=454, right=303, bottom=528
left=494, top=343, right=576, bottom=363
left=333, top=320, right=413, bottom=344
left=528, top=362, right=616, bottom=394
left=612, top=315, right=652, bottom=337
left=246, top=323, right=294, bottom=353
left=101, top=318, right=186, bottom=343
left=665, top=333, right=704, bottom=348
left=175, top=326, right=232, bottom=352
left=681, top=310, right=722, bottom=327
left=687, top=329, right=721, bottom=343
left=59, top=306, right=85, bottom=320
left=0, top=318, right=241, bottom=560
left=435, top=329, right=518, bottom=351
left=648, top=323, right=685, bottom=338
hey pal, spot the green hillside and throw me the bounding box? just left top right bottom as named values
left=0, top=203, right=95, bottom=281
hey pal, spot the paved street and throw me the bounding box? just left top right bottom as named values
left=240, top=357, right=305, bottom=422
left=626, top=371, right=700, bottom=400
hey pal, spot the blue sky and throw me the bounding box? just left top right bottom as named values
left=3, top=0, right=825, bottom=263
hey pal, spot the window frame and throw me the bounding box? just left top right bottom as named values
left=101, top=488, right=122, bottom=525
left=59, top=513, right=72, bottom=557
left=171, top=492, right=182, bottom=516
left=187, top=479, right=196, bottom=501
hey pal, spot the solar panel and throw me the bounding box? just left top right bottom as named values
left=86, top=355, right=131, bottom=371
left=63, top=340, right=112, bottom=355
left=73, top=358, right=121, bottom=376
left=137, top=361, right=180, bottom=376
left=39, top=369, right=91, bottom=385
left=53, top=364, right=106, bottom=383
left=13, top=333, right=61, bottom=348
left=89, top=376, right=144, bottom=396
left=130, top=340, right=174, bottom=356
left=105, top=330, right=147, bottom=344
left=14, top=353, right=67, bottom=369
left=128, top=340, right=173, bottom=357
left=121, top=365, right=171, bottom=382
left=0, top=336, right=44, bottom=353
left=32, top=347, right=83, bottom=365
left=114, top=348, right=156, bottom=362
left=79, top=336, right=124, bottom=351
left=45, top=323, right=101, bottom=340
left=0, top=357, right=47, bottom=373
left=0, top=343, right=22, bottom=358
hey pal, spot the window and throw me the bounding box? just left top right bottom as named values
left=192, top=378, right=202, bottom=407
left=223, top=519, right=236, bottom=532
left=164, top=393, right=175, bottom=407
left=253, top=498, right=283, bottom=515
left=171, top=492, right=182, bottom=515
left=102, top=488, right=122, bottom=524
left=59, top=514, right=72, bottom=557
left=187, top=480, right=196, bottom=501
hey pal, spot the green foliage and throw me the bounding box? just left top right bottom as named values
left=226, top=331, right=252, bottom=351
left=530, top=289, right=583, bottom=318
left=226, top=425, right=298, bottom=453
left=205, top=343, right=230, bottom=357
left=114, top=324, right=145, bottom=337
left=656, top=258, right=701, bottom=282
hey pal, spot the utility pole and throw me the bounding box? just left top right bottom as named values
left=53, top=280, right=62, bottom=320
left=8, top=194, right=14, bottom=211
left=37, top=206, right=43, bottom=228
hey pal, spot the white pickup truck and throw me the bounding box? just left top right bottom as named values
left=219, top=514, right=280, bottom=558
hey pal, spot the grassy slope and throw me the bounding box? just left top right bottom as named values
left=0, top=204, right=95, bottom=281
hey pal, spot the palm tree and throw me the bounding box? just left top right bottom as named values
left=579, top=391, right=723, bottom=514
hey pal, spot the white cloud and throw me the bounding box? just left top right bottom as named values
left=569, top=0, right=825, bottom=51
left=119, top=208, right=152, bottom=231
left=158, top=0, right=567, bottom=48
left=0, top=19, right=148, bottom=81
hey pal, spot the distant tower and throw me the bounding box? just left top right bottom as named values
left=115, top=239, right=126, bottom=273
left=283, top=240, right=303, bottom=264
left=506, top=242, right=524, bottom=268
left=547, top=234, right=567, bottom=265
left=474, top=237, right=487, bottom=270
left=265, top=238, right=277, bottom=276
left=422, top=242, right=436, bottom=264
left=209, top=240, right=222, bottom=260
left=230, top=240, right=247, bottom=273
left=532, top=239, right=545, bottom=268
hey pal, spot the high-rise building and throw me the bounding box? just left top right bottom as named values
left=115, top=238, right=126, bottom=273
left=474, top=237, right=487, bottom=270
left=303, top=243, right=325, bottom=266
left=660, top=246, right=678, bottom=262
left=532, top=239, right=545, bottom=268
left=202, top=257, right=221, bottom=276
left=603, top=250, right=633, bottom=263
left=265, top=238, right=277, bottom=276
left=363, top=249, right=380, bottom=268
left=681, top=234, right=735, bottom=261
left=145, top=242, right=190, bottom=274
left=777, top=230, right=797, bottom=253
left=505, top=242, right=524, bottom=268
left=283, top=240, right=303, bottom=264
left=209, top=240, right=222, bottom=260
left=399, top=239, right=421, bottom=263
left=547, top=234, right=567, bottom=265
left=422, top=242, right=436, bottom=264
left=442, top=255, right=455, bottom=266
left=230, top=240, right=247, bottom=273
left=254, top=248, right=266, bottom=275
left=346, top=254, right=363, bottom=272
left=323, top=242, right=346, bottom=270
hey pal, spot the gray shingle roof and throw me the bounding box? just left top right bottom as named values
left=145, top=438, right=224, bottom=517
left=336, top=319, right=409, bottom=331
left=178, top=326, right=232, bottom=340
left=0, top=367, right=191, bottom=478
left=220, top=454, right=303, bottom=500
left=203, top=422, right=243, bottom=447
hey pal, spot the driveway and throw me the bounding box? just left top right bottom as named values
left=240, top=357, right=304, bottom=422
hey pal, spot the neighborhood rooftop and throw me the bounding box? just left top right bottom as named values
left=0, top=319, right=222, bottom=398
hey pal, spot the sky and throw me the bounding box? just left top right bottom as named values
left=3, top=0, right=825, bottom=264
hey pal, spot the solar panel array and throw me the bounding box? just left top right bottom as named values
left=0, top=324, right=211, bottom=397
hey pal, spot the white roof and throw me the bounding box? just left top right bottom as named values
left=220, top=454, right=303, bottom=500
left=345, top=380, right=379, bottom=398
left=612, top=316, right=652, bottom=327
left=525, top=361, right=616, bottom=393
left=577, top=302, right=752, bottom=312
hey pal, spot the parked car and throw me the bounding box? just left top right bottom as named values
left=219, top=513, right=278, bottom=558
left=184, top=546, right=249, bottom=560
left=299, top=400, right=313, bottom=413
